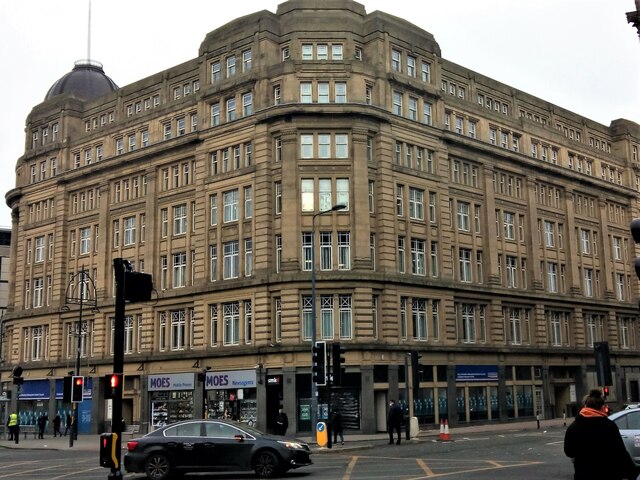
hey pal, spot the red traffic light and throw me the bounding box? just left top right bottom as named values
left=71, top=375, right=84, bottom=402
left=603, top=386, right=610, bottom=397
left=110, top=374, right=120, bottom=389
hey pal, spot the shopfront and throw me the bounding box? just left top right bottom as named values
left=204, top=369, right=257, bottom=427
left=148, top=373, right=195, bottom=430
left=14, top=378, right=92, bottom=434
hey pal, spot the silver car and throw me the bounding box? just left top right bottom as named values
left=609, top=409, right=640, bottom=465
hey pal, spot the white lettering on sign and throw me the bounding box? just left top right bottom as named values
left=205, top=369, right=256, bottom=390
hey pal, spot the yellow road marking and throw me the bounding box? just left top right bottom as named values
left=486, top=460, right=502, bottom=467
left=417, top=458, right=435, bottom=476
left=0, top=464, right=63, bottom=478
left=342, top=455, right=359, bottom=480
left=48, top=467, right=104, bottom=479
left=404, top=461, right=543, bottom=479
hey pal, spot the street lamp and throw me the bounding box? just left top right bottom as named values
left=310, top=204, right=346, bottom=434
left=63, top=267, right=98, bottom=447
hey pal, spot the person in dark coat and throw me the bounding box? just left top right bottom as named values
left=387, top=399, right=403, bottom=445
left=275, top=409, right=288, bottom=436
left=564, top=388, right=637, bottom=480
left=64, top=414, right=72, bottom=436
left=52, top=414, right=62, bottom=437
left=37, top=414, right=47, bottom=439
left=331, top=411, right=344, bottom=445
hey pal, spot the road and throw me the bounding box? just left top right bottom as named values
left=0, top=426, right=574, bottom=479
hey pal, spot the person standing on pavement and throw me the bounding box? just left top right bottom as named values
left=387, top=399, right=403, bottom=445
left=564, top=388, right=637, bottom=480
left=275, top=409, right=288, bottom=436
left=331, top=410, right=344, bottom=445
left=37, top=413, right=47, bottom=439
left=7, top=412, right=17, bottom=441
left=53, top=414, right=62, bottom=437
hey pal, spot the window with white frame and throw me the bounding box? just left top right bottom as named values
left=459, top=248, right=472, bottom=282
left=172, top=252, right=186, bottom=288
left=338, top=232, right=350, bottom=270
left=411, top=238, right=426, bottom=275
left=170, top=310, right=186, bottom=351
left=223, top=302, right=240, bottom=345
left=503, top=212, right=515, bottom=240
left=457, top=202, right=470, bottom=231
left=412, top=298, right=427, bottom=340
left=302, top=233, right=312, bottom=271
left=123, top=217, right=136, bottom=246
left=339, top=294, right=352, bottom=339
left=173, top=204, right=187, bottom=235
left=547, top=263, right=558, bottom=292
left=409, top=187, right=424, bottom=220
left=302, top=295, right=313, bottom=340
left=223, top=190, right=239, bottom=222
left=223, top=241, right=239, bottom=279
left=397, top=236, right=406, bottom=273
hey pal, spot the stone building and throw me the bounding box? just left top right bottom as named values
left=3, top=0, right=640, bottom=434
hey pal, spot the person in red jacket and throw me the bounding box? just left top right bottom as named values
left=564, top=388, right=638, bottom=480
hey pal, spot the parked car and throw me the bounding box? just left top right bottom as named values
left=124, top=419, right=312, bottom=479
left=609, top=409, right=640, bottom=466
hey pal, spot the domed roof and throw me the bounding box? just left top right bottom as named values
left=45, top=59, right=118, bottom=102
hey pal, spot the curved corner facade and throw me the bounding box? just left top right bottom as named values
left=3, top=0, right=640, bottom=435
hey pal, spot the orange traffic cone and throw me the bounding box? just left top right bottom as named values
left=438, top=419, right=445, bottom=440
left=442, top=419, right=451, bottom=441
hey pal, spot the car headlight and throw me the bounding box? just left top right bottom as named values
left=278, top=440, right=306, bottom=450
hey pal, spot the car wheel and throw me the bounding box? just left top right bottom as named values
left=253, top=450, right=280, bottom=478
left=144, top=453, right=171, bottom=480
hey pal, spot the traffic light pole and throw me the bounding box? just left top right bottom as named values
left=110, top=259, right=127, bottom=480
left=70, top=270, right=86, bottom=448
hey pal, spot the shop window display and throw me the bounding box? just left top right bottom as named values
left=151, top=391, right=193, bottom=429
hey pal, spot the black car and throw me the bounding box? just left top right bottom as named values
left=124, top=419, right=312, bottom=479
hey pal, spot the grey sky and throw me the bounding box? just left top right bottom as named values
left=0, top=0, right=637, bottom=228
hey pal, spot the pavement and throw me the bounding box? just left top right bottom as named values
left=0, top=417, right=570, bottom=453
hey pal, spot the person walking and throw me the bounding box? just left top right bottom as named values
left=52, top=414, right=62, bottom=437
left=37, top=413, right=47, bottom=439
left=387, top=399, right=403, bottom=445
left=64, top=414, right=72, bottom=436
left=564, top=388, right=637, bottom=480
left=7, top=412, right=17, bottom=441
left=331, top=410, right=344, bottom=445
left=275, top=409, right=288, bottom=436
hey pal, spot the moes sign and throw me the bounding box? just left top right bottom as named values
left=147, top=373, right=195, bottom=391
left=204, top=369, right=257, bottom=390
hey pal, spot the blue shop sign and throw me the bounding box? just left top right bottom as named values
left=19, top=380, right=50, bottom=400
left=456, top=365, right=499, bottom=382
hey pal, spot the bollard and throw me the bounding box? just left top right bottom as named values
left=536, top=413, right=540, bottom=429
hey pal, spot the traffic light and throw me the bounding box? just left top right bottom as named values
left=124, top=271, right=153, bottom=302
left=603, top=386, right=610, bottom=398
left=63, top=376, right=73, bottom=402
left=99, top=433, right=119, bottom=469
left=594, top=341, right=613, bottom=387
left=312, top=341, right=327, bottom=386
left=105, top=373, right=123, bottom=399
left=331, top=343, right=346, bottom=386
left=411, top=351, right=422, bottom=392
left=11, top=365, right=23, bottom=385
left=71, top=376, right=84, bottom=403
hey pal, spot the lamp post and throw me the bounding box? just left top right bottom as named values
left=310, top=204, right=346, bottom=435
left=63, top=267, right=97, bottom=447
